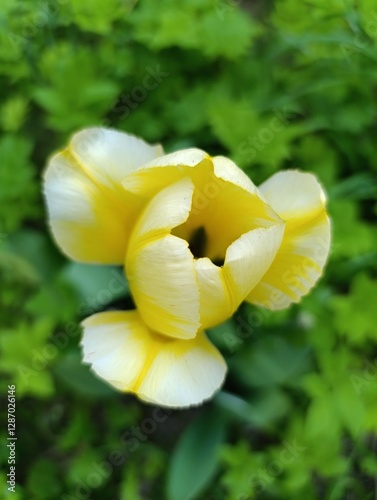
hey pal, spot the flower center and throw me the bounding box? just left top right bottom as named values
left=188, top=226, right=207, bottom=259
left=187, top=226, right=225, bottom=267
left=170, top=162, right=278, bottom=267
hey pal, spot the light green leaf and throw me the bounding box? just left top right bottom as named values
left=331, top=273, right=377, bottom=344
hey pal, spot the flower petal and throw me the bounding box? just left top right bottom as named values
left=44, top=153, right=129, bottom=263
left=81, top=310, right=227, bottom=408
left=122, top=148, right=210, bottom=196
left=126, top=178, right=200, bottom=339
left=194, top=258, right=231, bottom=329
left=212, top=155, right=259, bottom=196
left=246, top=171, right=331, bottom=310
left=224, top=224, right=286, bottom=305
left=69, top=127, right=164, bottom=186
left=195, top=224, right=285, bottom=329
left=43, top=127, right=163, bottom=264
left=130, top=177, right=195, bottom=241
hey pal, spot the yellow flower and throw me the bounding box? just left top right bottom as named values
left=43, top=127, right=330, bottom=408
left=123, top=149, right=286, bottom=338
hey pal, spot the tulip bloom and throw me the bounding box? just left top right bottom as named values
left=44, top=128, right=330, bottom=407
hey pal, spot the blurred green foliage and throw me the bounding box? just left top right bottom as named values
left=0, top=0, right=377, bottom=499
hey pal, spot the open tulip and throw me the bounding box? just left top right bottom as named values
left=43, top=127, right=330, bottom=407
left=122, top=149, right=286, bottom=339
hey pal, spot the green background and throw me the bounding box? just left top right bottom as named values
left=1, top=0, right=377, bottom=499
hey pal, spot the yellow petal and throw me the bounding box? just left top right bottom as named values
left=195, top=224, right=285, bottom=329
left=224, top=224, right=286, bottom=305
left=194, top=156, right=281, bottom=260
left=130, top=177, right=195, bottom=242
left=246, top=171, right=331, bottom=310
left=70, top=127, right=164, bottom=187
left=81, top=310, right=227, bottom=408
left=123, top=151, right=281, bottom=259
left=122, top=148, right=210, bottom=197
left=212, top=155, right=259, bottom=196
left=43, top=127, right=163, bottom=264
left=126, top=179, right=200, bottom=339
left=194, top=257, right=231, bottom=329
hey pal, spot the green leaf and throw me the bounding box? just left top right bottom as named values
left=207, top=95, right=301, bottom=174
left=0, top=250, right=40, bottom=285
left=0, top=95, right=28, bottom=131
left=7, top=229, right=64, bottom=282
left=330, top=200, right=375, bottom=259
left=69, top=0, right=132, bottom=34
left=330, top=173, right=377, bottom=200
left=232, top=336, right=312, bottom=388
left=0, top=135, right=39, bottom=232
left=331, top=273, right=377, bottom=344
left=62, top=262, right=129, bottom=315
left=214, top=392, right=264, bottom=426
left=220, top=441, right=266, bottom=500
left=34, top=43, right=119, bottom=131
left=293, top=135, right=338, bottom=190
left=214, top=390, right=290, bottom=429
left=0, top=318, right=56, bottom=397
left=167, top=410, right=226, bottom=500
left=26, top=459, right=62, bottom=499
left=120, top=462, right=142, bottom=500
left=66, top=448, right=105, bottom=488
left=53, top=351, right=115, bottom=398
left=130, top=0, right=256, bottom=59
left=26, top=278, right=77, bottom=323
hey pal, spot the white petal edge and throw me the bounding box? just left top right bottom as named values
left=121, top=148, right=210, bottom=196
left=246, top=170, right=331, bottom=310
left=44, top=152, right=129, bottom=263
left=138, top=332, right=227, bottom=408
left=259, top=170, right=327, bottom=220
left=69, top=127, right=164, bottom=187
left=212, top=155, right=259, bottom=196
